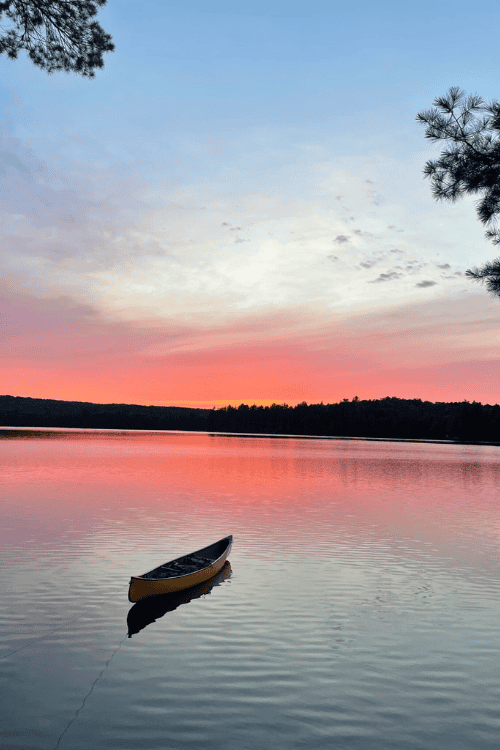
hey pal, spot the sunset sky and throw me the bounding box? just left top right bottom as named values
left=1, top=0, right=500, bottom=408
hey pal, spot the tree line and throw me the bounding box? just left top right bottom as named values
left=1, top=395, right=499, bottom=443
left=0, top=395, right=211, bottom=431
left=206, top=398, right=498, bottom=442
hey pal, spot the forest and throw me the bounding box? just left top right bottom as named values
left=1, top=395, right=499, bottom=443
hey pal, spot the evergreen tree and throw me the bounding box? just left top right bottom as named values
left=0, top=0, right=114, bottom=77
left=417, top=87, right=500, bottom=296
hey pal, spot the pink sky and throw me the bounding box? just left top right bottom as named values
left=3, top=282, right=499, bottom=407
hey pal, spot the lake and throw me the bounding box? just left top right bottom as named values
left=1, top=429, right=500, bottom=750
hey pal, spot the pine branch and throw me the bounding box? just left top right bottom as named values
left=0, top=0, right=114, bottom=76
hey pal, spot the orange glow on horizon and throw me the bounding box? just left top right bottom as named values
left=3, top=288, right=499, bottom=408
left=2, top=355, right=499, bottom=410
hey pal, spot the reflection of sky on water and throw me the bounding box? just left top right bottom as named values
left=1, top=430, right=500, bottom=572
left=2, top=432, right=500, bottom=750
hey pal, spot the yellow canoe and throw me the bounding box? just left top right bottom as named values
left=128, top=535, right=233, bottom=602
left=127, top=562, right=232, bottom=637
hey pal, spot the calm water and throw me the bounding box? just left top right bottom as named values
left=1, top=429, right=500, bottom=750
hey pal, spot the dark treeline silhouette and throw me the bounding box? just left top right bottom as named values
left=1, top=394, right=499, bottom=443
left=206, top=397, right=499, bottom=442
left=0, top=395, right=210, bottom=431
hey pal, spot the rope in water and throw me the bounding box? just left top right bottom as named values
left=2, top=584, right=131, bottom=747
left=52, top=633, right=128, bottom=750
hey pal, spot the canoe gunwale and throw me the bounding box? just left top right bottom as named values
left=134, top=535, right=232, bottom=582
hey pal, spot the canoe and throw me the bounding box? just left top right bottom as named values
left=127, top=561, right=232, bottom=636
left=128, top=535, right=233, bottom=602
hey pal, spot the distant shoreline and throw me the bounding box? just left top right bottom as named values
left=1, top=425, right=500, bottom=448
left=1, top=395, right=499, bottom=444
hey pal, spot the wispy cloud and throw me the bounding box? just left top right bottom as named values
left=369, top=271, right=403, bottom=283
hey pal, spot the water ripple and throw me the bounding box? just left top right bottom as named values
left=2, top=433, right=500, bottom=749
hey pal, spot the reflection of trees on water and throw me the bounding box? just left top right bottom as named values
left=127, top=562, right=232, bottom=638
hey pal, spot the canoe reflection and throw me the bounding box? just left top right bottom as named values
left=127, top=561, right=232, bottom=637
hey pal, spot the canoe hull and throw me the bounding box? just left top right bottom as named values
left=128, top=536, right=232, bottom=602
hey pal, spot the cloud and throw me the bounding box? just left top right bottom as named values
left=0, top=111, right=474, bottom=336
left=364, top=179, right=385, bottom=207
left=0, top=150, right=31, bottom=176
left=368, top=271, right=403, bottom=283
left=416, top=280, right=437, bottom=288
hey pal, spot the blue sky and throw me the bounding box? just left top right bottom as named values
left=1, top=0, right=500, bottom=406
